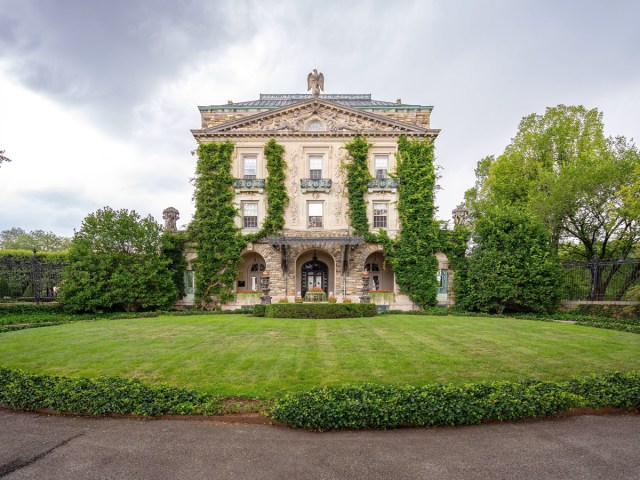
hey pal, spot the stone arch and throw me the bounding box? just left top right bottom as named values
left=237, top=251, right=267, bottom=292
left=364, top=250, right=394, bottom=291
left=294, top=248, right=337, bottom=298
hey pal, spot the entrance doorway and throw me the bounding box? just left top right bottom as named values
left=301, top=253, right=328, bottom=297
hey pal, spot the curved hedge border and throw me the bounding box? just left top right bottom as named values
left=0, top=367, right=221, bottom=416
left=270, top=371, right=640, bottom=430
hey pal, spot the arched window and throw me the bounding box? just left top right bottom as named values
left=306, top=120, right=325, bottom=131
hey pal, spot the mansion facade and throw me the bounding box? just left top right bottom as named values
left=173, top=74, right=454, bottom=310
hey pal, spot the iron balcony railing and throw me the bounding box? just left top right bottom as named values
left=233, top=178, right=265, bottom=190
left=300, top=178, right=332, bottom=192
left=367, top=178, right=399, bottom=190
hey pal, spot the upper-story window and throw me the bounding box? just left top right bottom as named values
left=373, top=202, right=388, bottom=228
left=374, top=155, right=389, bottom=179
left=309, top=155, right=323, bottom=180
left=308, top=201, right=323, bottom=228
left=243, top=155, right=257, bottom=179
left=242, top=201, right=258, bottom=228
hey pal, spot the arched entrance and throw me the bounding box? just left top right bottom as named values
left=364, top=251, right=394, bottom=291
left=237, top=253, right=266, bottom=291
left=301, top=253, right=329, bottom=297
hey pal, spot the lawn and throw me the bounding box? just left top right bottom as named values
left=0, top=314, right=638, bottom=398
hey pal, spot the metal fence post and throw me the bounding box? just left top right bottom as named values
left=588, top=255, right=600, bottom=301
left=31, top=248, right=41, bottom=303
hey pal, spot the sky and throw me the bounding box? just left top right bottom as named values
left=1, top=0, right=639, bottom=236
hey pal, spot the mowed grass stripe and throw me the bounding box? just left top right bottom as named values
left=0, top=314, right=638, bottom=398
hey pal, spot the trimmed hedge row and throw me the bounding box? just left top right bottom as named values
left=270, top=371, right=640, bottom=430
left=254, top=303, right=377, bottom=318
left=0, top=367, right=221, bottom=416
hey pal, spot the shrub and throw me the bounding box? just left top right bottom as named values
left=342, top=298, right=352, bottom=304
left=0, top=367, right=221, bottom=416
left=264, top=303, right=377, bottom=319
left=278, top=298, right=289, bottom=304
left=270, top=371, right=640, bottom=430
left=294, top=297, right=303, bottom=303
left=455, top=206, right=563, bottom=313
left=328, top=296, right=337, bottom=303
left=253, top=304, right=266, bottom=317
left=59, top=207, right=177, bottom=313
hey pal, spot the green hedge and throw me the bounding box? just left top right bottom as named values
left=257, top=303, right=377, bottom=318
left=0, top=367, right=220, bottom=416
left=0, top=303, right=64, bottom=315
left=270, top=371, right=640, bottom=430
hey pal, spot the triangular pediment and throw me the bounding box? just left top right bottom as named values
left=204, top=99, right=428, bottom=134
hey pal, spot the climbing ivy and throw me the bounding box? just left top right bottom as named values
left=245, top=139, right=289, bottom=242
left=189, top=139, right=288, bottom=308
left=343, top=135, right=443, bottom=308
left=190, top=142, right=243, bottom=309
left=344, top=136, right=372, bottom=237
left=393, top=136, right=441, bottom=308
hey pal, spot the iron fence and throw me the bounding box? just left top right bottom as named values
left=562, top=256, right=640, bottom=301
left=0, top=250, right=65, bottom=302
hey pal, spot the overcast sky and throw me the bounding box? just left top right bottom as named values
left=1, top=0, right=639, bottom=236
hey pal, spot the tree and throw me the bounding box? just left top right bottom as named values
left=0, top=149, right=11, bottom=167
left=59, top=207, right=177, bottom=312
left=455, top=206, right=563, bottom=313
left=467, top=105, right=640, bottom=264
left=0, top=227, right=72, bottom=251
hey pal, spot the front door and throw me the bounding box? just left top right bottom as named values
left=301, top=258, right=328, bottom=297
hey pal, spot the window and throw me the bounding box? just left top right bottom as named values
left=307, top=120, right=325, bottom=131
left=242, top=202, right=258, bottom=228
left=243, top=155, right=257, bottom=179
left=373, top=202, right=388, bottom=228
left=309, top=155, right=323, bottom=180
left=308, top=201, right=323, bottom=228
left=374, top=155, right=389, bottom=179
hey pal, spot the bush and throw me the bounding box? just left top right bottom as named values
left=264, top=303, right=377, bottom=319
left=455, top=206, right=563, bottom=314
left=270, top=371, right=640, bottom=430
left=0, top=303, right=63, bottom=315
left=253, top=304, right=266, bottom=317
left=59, top=207, right=178, bottom=313
left=0, top=367, right=221, bottom=416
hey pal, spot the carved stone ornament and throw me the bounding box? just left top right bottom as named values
left=452, top=203, right=469, bottom=226
left=307, top=69, right=324, bottom=97
left=229, top=105, right=412, bottom=133
left=162, top=207, right=180, bottom=232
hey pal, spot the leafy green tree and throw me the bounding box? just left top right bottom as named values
left=467, top=105, right=640, bottom=263
left=0, top=227, right=71, bottom=251
left=455, top=206, right=563, bottom=313
left=59, top=207, right=177, bottom=312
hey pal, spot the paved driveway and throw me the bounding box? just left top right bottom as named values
left=1, top=410, right=638, bottom=479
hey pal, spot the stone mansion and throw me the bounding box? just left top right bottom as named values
left=169, top=72, right=460, bottom=310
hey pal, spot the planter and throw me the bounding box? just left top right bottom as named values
left=304, top=291, right=327, bottom=303
left=235, top=292, right=262, bottom=305
left=369, top=291, right=395, bottom=305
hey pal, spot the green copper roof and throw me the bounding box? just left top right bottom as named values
left=199, top=94, right=433, bottom=111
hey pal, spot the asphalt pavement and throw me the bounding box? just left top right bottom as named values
left=1, top=409, right=638, bottom=479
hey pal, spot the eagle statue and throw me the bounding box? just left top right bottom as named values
left=307, top=69, right=324, bottom=97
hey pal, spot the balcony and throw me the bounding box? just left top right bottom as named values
left=234, top=178, right=265, bottom=192
left=367, top=178, right=398, bottom=192
left=300, top=178, right=332, bottom=193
